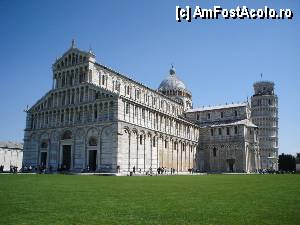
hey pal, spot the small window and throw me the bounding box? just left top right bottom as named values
left=153, top=137, right=156, bottom=147
left=235, top=110, right=238, bottom=117
left=126, top=103, right=129, bottom=114
left=140, top=135, right=143, bottom=145
left=268, top=99, right=272, bottom=105
left=127, top=86, right=130, bottom=95
left=41, top=142, right=48, bottom=148
left=226, top=127, right=230, bottom=135
left=197, top=114, right=199, bottom=120
left=210, top=128, right=214, bottom=136
left=94, top=108, right=98, bottom=119
left=218, top=128, right=222, bottom=135
left=165, top=140, right=168, bottom=148
left=213, top=147, right=217, bottom=157
left=102, top=75, right=105, bottom=85
left=234, top=126, right=238, bottom=134
left=207, top=113, right=211, bottom=119
left=221, top=112, right=224, bottom=118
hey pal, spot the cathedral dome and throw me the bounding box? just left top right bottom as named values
left=158, top=67, right=188, bottom=91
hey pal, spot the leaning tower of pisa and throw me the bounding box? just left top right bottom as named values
left=251, top=81, right=279, bottom=170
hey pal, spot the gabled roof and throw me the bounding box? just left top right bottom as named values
left=52, top=46, right=95, bottom=69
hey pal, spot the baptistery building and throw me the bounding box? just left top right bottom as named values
left=23, top=42, right=278, bottom=173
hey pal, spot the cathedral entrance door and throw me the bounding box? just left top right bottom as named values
left=40, top=152, right=47, bottom=168
left=89, top=150, right=97, bottom=171
left=62, top=145, right=71, bottom=170
left=227, top=159, right=235, bottom=172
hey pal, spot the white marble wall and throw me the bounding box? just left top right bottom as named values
left=0, top=146, right=23, bottom=171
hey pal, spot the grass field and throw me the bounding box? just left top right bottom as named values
left=0, top=174, right=299, bottom=225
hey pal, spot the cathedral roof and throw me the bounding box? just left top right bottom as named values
left=0, top=141, right=23, bottom=150
left=200, top=119, right=257, bottom=128
left=187, top=102, right=248, bottom=113
left=158, top=67, right=189, bottom=92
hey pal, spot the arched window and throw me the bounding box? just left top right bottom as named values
left=61, top=130, right=72, bottom=140
left=88, top=137, right=97, bottom=146
left=213, top=147, right=217, bottom=157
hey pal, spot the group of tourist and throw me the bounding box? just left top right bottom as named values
left=10, top=165, right=19, bottom=173
left=157, top=167, right=176, bottom=175
left=0, top=165, right=19, bottom=173
left=258, top=168, right=279, bottom=174
left=128, top=166, right=197, bottom=176
left=21, top=165, right=50, bottom=173
left=1, top=164, right=294, bottom=175
left=21, top=165, right=33, bottom=172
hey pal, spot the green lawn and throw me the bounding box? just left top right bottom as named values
left=0, top=174, right=299, bottom=225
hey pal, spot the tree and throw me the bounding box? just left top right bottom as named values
left=278, top=153, right=296, bottom=171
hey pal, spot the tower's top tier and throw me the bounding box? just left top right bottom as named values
left=253, top=81, right=275, bottom=96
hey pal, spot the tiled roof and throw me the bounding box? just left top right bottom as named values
left=187, top=102, right=248, bottom=113
left=0, top=141, right=23, bottom=150
left=200, top=119, right=257, bottom=128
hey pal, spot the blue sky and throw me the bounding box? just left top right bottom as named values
left=0, top=0, right=299, bottom=154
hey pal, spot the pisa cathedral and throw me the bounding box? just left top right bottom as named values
left=23, top=41, right=278, bottom=174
